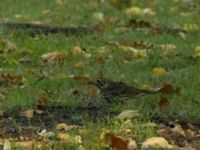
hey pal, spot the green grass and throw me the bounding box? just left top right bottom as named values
left=0, top=0, right=200, bottom=149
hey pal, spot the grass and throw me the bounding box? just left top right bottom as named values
left=0, top=0, right=200, bottom=149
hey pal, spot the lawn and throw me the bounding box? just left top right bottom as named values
left=0, top=0, right=200, bottom=149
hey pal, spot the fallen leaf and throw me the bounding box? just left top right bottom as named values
left=141, top=137, right=174, bottom=150
left=74, top=135, right=82, bottom=144
left=1, top=39, right=17, bottom=52
left=96, top=56, right=105, bottom=64
left=126, top=7, right=155, bottom=17
left=36, top=70, right=49, bottom=80
left=36, top=92, right=51, bottom=109
left=56, top=123, right=69, bottom=131
left=1, top=73, right=25, bottom=85
left=3, top=139, right=11, bottom=150
left=117, top=110, right=139, bottom=121
left=160, top=83, right=173, bottom=93
left=127, top=139, right=137, bottom=150
left=77, top=145, right=85, bottom=150
left=72, top=46, right=82, bottom=55
left=109, top=0, right=131, bottom=8
left=41, top=51, right=67, bottom=65
left=55, top=0, right=63, bottom=5
left=57, top=133, right=70, bottom=143
left=19, top=55, right=32, bottom=63
left=72, top=75, right=90, bottom=83
left=161, top=44, right=176, bottom=57
left=73, top=61, right=85, bottom=69
left=20, top=109, right=34, bottom=119
left=0, top=110, right=4, bottom=117
left=157, top=123, right=188, bottom=147
left=152, top=67, right=167, bottom=77
left=178, top=32, right=187, bottom=40
left=14, top=141, right=33, bottom=150
left=158, top=96, right=170, bottom=108
left=103, top=133, right=129, bottom=150
left=93, top=12, right=104, bottom=22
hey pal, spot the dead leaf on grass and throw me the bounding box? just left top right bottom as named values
left=57, top=133, right=70, bottom=143
left=20, top=109, right=34, bottom=119
left=103, top=132, right=129, bottom=150
left=19, top=55, right=32, bottom=63
left=3, top=139, right=11, bottom=150
left=1, top=73, right=25, bottom=85
left=1, top=39, right=17, bottom=52
left=0, top=110, right=4, bottom=117
left=117, top=110, right=139, bottom=121
left=152, top=67, right=167, bottom=77
left=41, top=51, right=67, bottom=65
left=35, top=91, right=52, bottom=110
left=141, top=137, right=174, bottom=150
left=157, top=123, right=188, bottom=147
left=14, top=141, right=33, bottom=150
left=71, top=75, right=90, bottom=83
left=158, top=96, right=170, bottom=108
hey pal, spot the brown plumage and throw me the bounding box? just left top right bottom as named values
left=88, top=78, right=157, bottom=100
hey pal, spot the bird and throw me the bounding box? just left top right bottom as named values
left=87, top=78, right=158, bottom=101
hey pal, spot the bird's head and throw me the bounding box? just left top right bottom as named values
left=87, top=78, right=109, bottom=89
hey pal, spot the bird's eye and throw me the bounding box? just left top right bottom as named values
left=97, top=79, right=101, bottom=84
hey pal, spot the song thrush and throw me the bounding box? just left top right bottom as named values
left=88, top=78, right=158, bottom=100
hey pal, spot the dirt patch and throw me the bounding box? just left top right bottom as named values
left=0, top=103, right=117, bottom=138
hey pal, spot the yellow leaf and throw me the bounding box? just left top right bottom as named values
left=77, top=145, right=85, bottom=150
left=93, top=12, right=104, bottom=22
left=57, top=133, right=70, bottom=143
left=14, top=141, right=33, bottom=150
left=125, top=7, right=143, bottom=16
left=117, top=110, right=139, bottom=121
left=74, top=135, right=82, bottom=144
left=73, top=62, right=85, bottom=69
left=41, top=51, right=67, bottom=65
left=192, top=46, right=200, bottom=58
left=152, top=67, right=167, bottom=77
left=126, top=7, right=155, bottom=16
left=55, top=0, right=63, bottom=5
left=127, top=139, right=137, bottom=150
left=3, top=139, right=11, bottom=150
left=161, top=44, right=176, bottom=56
left=20, top=109, right=34, bottom=119
left=141, top=137, right=174, bottom=150
left=72, top=46, right=82, bottom=55
left=56, top=123, right=69, bottom=131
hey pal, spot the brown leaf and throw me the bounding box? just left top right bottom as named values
left=1, top=39, right=17, bottom=52
left=73, top=75, right=90, bottom=83
left=127, top=19, right=153, bottom=28
left=20, top=109, right=34, bottom=119
left=104, top=133, right=129, bottom=150
left=158, top=96, right=170, bottom=108
left=175, top=86, right=181, bottom=95
left=1, top=74, right=24, bottom=85
left=0, top=110, right=4, bottom=117
left=111, top=40, right=153, bottom=49
left=157, top=123, right=188, bottom=147
left=14, top=141, right=33, bottom=150
left=41, top=51, right=67, bottom=65
left=36, top=92, right=51, bottom=109
left=96, top=56, right=105, bottom=64
left=160, top=83, right=174, bottom=93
